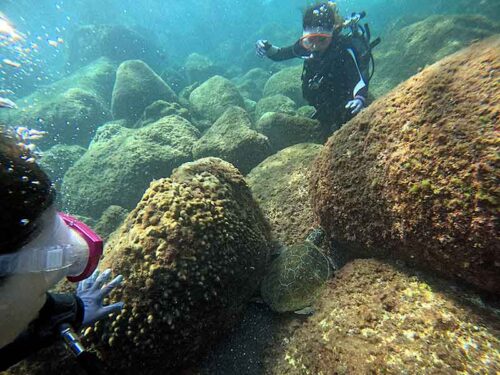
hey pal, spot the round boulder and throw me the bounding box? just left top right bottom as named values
left=263, top=65, right=306, bottom=106
left=311, top=37, right=500, bottom=293
left=193, top=106, right=272, bottom=174
left=189, top=75, right=245, bottom=122
left=254, top=94, right=296, bottom=121
left=111, top=60, right=178, bottom=123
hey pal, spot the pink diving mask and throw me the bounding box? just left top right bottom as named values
left=58, top=212, right=103, bottom=282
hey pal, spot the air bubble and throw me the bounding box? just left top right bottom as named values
left=20, top=219, right=30, bottom=226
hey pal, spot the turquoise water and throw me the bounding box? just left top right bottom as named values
left=0, top=0, right=499, bottom=374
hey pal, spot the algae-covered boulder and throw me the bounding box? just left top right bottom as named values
left=39, top=144, right=86, bottom=194
left=184, top=53, right=221, bottom=84
left=93, top=205, right=129, bottom=241
left=111, top=60, right=178, bottom=123
left=189, top=75, right=245, bottom=122
left=297, top=105, right=316, bottom=118
left=266, top=259, right=500, bottom=374
left=193, top=106, right=272, bottom=174
left=1, top=58, right=117, bottom=149
left=135, top=100, right=192, bottom=128
left=67, top=24, right=161, bottom=68
left=247, top=143, right=323, bottom=246
left=263, top=65, right=306, bottom=106
left=254, top=94, right=296, bottom=121
left=256, top=112, right=326, bottom=152
left=261, top=241, right=332, bottom=313
left=235, top=68, right=272, bottom=101
left=311, top=37, right=500, bottom=293
left=84, top=157, right=272, bottom=373
left=372, top=14, right=500, bottom=97
left=61, top=115, right=199, bottom=219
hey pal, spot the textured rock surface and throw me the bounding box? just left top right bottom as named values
left=184, top=53, right=221, bottom=84
left=189, top=75, right=245, bottom=122
left=256, top=112, right=326, bottom=152
left=263, top=65, right=306, bottom=106
left=111, top=60, right=178, bottom=123
left=372, top=14, right=500, bottom=97
left=254, top=94, right=296, bottom=122
left=247, top=143, right=323, bottom=247
left=234, top=68, right=271, bottom=101
left=61, top=116, right=199, bottom=219
left=311, top=38, right=500, bottom=292
left=261, top=241, right=332, bottom=313
left=93, top=205, right=129, bottom=241
left=193, top=106, right=272, bottom=174
left=88, top=158, right=272, bottom=373
left=265, top=259, right=500, bottom=374
left=135, top=100, right=192, bottom=128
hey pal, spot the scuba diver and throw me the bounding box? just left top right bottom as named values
left=256, top=1, right=380, bottom=132
left=0, top=126, right=124, bottom=373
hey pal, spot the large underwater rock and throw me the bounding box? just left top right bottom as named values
left=61, top=116, right=199, bottom=219
left=135, top=100, right=193, bottom=128
left=265, top=258, right=500, bottom=374
left=93, top=205, right=129, bottom=242
left=234, top=68, right=272, bottom=102
left=256, top=112, right=326, bottom=152
left=87, top=157, right=272, bottom=373
left=189, top=75, right=245, bottom=122
left=372, top=14, right=500, bottom=97
left=262, top=65, right=306, bottom=106
left=311, top=37, right=500, bottom=293
left=111, top=60, right=178, bottom=123
left=254, top=94, right=296, bottom=121
left=192, top=106, right=272, bottom=174
left=1, top=58, right=116, bottom=149
left=247, top=143, right=323, bottom=247
left=66, top=24, right=162, bottom=68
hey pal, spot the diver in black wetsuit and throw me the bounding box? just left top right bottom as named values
left=256, top=2, right=372, bottom=132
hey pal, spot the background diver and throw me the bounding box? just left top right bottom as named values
left=256, top=1, right=380, bottom=132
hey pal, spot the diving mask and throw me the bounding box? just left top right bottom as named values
left=300, top=28, right=333, bottom=51
left=0, top=212, right=102, bottom=282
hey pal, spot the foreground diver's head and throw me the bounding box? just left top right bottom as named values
left=300, top=2, right=343, bottom=52
left=0, top=126, right=102, bottom=348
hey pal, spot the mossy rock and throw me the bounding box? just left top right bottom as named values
left=311, top=37, right=500, bottom=293
left=193, top=106, right=272, bottom=174
left=93, top=205, right=129, bottom=241
left=184, top=53, right=221, bottom=84
left=111, top=60, right=178, bottom=123
left=263, top=65, right=306, bottom=106
left=254, top=94, right=296, bottom=121
left=189, top=75, right=245, bottom=122
left=61, top=115, right=199, bottom=219
left=247, top=143, right=323, bottom=246
left=265, top=259, right=500, bottom=374
left=261, top=241, right=333, bottom=313
left=235, top=68, right=272, bottom=101
left=256, top=112, right=326, bottom=152
left=371, top=14, right=500, bottom=97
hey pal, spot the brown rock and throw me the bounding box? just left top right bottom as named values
left=310, top=37, right=500, bottom=292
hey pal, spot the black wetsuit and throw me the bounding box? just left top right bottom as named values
left=268, top=35, right=369, bottom=131
left=0, top=293, right=84, bottom=371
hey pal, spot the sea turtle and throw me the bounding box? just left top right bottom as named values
left=260, top=227, right=334, bottom=314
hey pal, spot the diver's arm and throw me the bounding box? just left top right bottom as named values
left=267, top=41, right=309, bottom=61
left=0, top=292, right=84, bottom=371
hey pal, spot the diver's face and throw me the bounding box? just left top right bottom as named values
left=300, top=33, right=333, bottom=52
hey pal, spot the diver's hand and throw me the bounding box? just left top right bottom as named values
left=256, top=39, right=272, bottom=58
left=345, top=97, right=364, bottom=115
left=76, top=269, right=124, bottom=327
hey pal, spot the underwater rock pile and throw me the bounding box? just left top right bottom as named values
left=234, top=67, right=271, bottom=102
left=62, top=116, right=199, bottom=219
left=85, top=157, right=272, bottom=373
left=1, top=58, right=117, bottom=148
left=247, top=143, right=323, bottom=247
left=372, top=14, right=500, bottom=97
left=192, top=106, right=271, bottom=174
left=265, top=259, right=500, bottom=374
left=311, top=37, right=500, bottom=293
left=254, top=94, right=296, bottom=121
left=111, top=60, right=178, bottom=124
left=184, top=52, right=222, bottom=85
